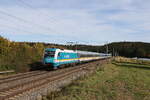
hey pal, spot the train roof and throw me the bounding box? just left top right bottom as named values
left=45, top=48, right=57, bottom=51
left=45, top=48, right=76, bottom=53
left=76, top=50, right=100, bottom=55
left=45, top=48, right=109, bottom=55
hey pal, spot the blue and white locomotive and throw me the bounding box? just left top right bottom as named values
left=43, top=48, right=111, bottom=69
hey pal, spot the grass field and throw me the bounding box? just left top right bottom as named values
left=43, top=59, right=150, bottom=100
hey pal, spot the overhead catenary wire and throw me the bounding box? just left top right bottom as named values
left=11, top=0, right=97, bottom=44
left=0, top=13, right=45, bottom=34
left=0, top=12, right=66, bottom=40
left=16, top=0, right=90, bottom=39
left=0, top=1, right=99, bottom=45
left=0, top=16, right=74, bottom=43
left=17, top=0, right=58, bottom=24
left=0, top=24, right=39, bottom=35
left=0, top=9, right=59, bottom=34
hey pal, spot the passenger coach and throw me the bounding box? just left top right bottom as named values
left=43, top=48, right=110, bottom=69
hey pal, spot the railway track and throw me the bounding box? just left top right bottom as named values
left=0, top=71, right=48, bottom=90
left=0, top=59, right=108, bottom=100
left=0, top=71, right=46, bottom=83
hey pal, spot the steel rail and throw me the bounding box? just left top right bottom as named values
left=0, top=59, right=107, bottom=100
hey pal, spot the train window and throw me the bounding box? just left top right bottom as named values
left=58, top=53, right=61, bottom=57
left=44, top=51, right=55, bottom=57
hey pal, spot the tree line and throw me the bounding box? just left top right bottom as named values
left=0, top=36, right=150, bottom=72
left=0, top=36, right=65, bottom=72
left=67, top=42, right=150, bottom=58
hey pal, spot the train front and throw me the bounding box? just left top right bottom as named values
left=43, top=48, right=58, bottom=68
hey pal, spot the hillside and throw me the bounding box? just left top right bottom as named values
left=107, top=42, right=150, bottom=58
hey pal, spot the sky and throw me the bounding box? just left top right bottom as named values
left=0, top=0, right=150, bottom=45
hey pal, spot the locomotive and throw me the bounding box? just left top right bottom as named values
left=43, top=48, right=111, bottom=69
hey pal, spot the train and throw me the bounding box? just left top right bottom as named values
left=43, top=48, right=111, bottom=69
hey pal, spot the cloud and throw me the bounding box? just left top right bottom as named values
left=0, top=0, right=150, bottom=45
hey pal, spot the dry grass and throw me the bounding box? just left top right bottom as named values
left=43, top=58, right=150, bottom=100
left=114, top=57, right=150, bottom=65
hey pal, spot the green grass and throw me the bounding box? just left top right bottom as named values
left=43, top=61, right=150, bottom=100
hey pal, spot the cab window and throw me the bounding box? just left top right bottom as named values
left=58, top=53, right=61, bottom=57
left=44, top=51, right=55, bottom=57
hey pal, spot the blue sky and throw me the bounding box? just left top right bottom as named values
left=0, top=0, right=150, bottom=45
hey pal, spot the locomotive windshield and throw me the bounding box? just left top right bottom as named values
left=44, top=51, right=55, bottom=57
